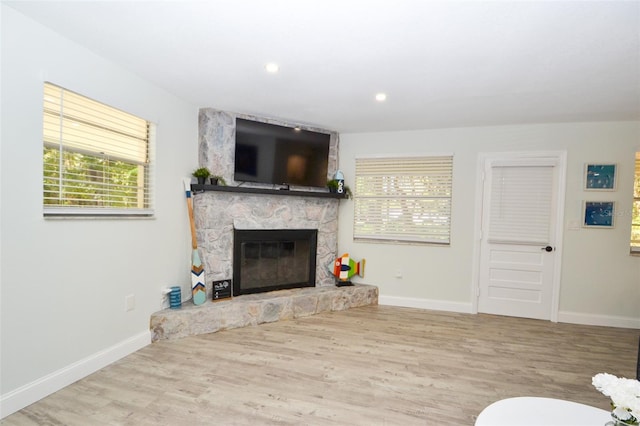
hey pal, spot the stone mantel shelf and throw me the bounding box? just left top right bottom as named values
left=191, top=184, right=347, bottom=199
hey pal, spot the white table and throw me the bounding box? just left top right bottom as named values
left=475, top=397, right=611, bottom=426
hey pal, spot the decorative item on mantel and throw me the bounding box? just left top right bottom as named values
left=327, top=170, right=352, bottom=198
left=592, top=373, right=640, bottom=425
left=210, top=175, right=226, bottom=186
left=192, top=167, right=211, bottom=185
left=333, top=170, right=345, bottom=194
left=331, top=253, right=365, bottom=287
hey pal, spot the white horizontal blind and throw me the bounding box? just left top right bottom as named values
left=354, top=155, right=453, bottom=244
left=631, top=152, right=640, bottom=252
left=488, top=165, right=553, bottom=244
left=43, top=83, right=153, bottom=216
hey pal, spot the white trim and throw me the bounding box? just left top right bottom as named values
left=44, top=207, right=154, bottom=217
left=550, top=151, right=568, bottom=322
left=470, top=155, right=486, bottom=314
left=471, top=151, right=567, bottom=322
left=0, top=331, right=151, bottom=419
left=379, top=295, right=473, bottom=314
left=354, top=152, right=454, bottom=160
left=380, top=297, right=640, bottom=329
left=558, top=311, right=640, bottom=329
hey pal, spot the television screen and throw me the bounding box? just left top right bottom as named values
left=234, top=118, right=330, bottom=188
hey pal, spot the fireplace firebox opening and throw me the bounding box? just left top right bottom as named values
left=233, top=229, right=318, bottom=296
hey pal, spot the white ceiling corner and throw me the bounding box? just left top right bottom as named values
left=5, top=0, right=640, bottom=133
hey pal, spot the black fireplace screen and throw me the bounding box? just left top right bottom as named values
left=233, top=229, right=317, bottom=296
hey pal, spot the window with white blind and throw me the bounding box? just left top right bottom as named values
left=488, top=164, right=554, bottom=245
left=631, top=152, right=640, bottom=253
left=353, top=155, right=453, bottom=244
left=43, top=83, right=153, bottom=216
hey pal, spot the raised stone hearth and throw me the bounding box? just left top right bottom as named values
left=150, top=284, right=378, bottom=342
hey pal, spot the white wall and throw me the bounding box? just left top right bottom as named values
left=338, top=122, right=640, bottom=326
left=1, top=2, right=638, bottom=418
left=1, top=5, right=198, bottom=416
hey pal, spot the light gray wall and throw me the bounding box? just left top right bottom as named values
left=2, top=1, right=639, bottom=418
left=1, top=4, right=198, bottom=415
left=338, top=122, right=640, bottom=326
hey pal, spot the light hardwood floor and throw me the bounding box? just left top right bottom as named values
left=3, top=305, right=639, bottom=425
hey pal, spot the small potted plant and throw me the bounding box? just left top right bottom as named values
left=192, top=167, right=211, bottom=185
left=210, top=175, right=227, bottom=186
left=327, top=179, right=352, bottom=198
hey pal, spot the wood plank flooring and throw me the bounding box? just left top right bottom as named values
left=3, top=305, right=639, bottom=425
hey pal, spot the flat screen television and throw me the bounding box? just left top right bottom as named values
left=234, top=118, right=330, bottom=188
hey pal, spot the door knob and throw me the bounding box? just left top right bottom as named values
left=542, top=246, right=554, bottom=252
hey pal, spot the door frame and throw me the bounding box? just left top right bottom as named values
left=470, top=151, right=568, bottom=322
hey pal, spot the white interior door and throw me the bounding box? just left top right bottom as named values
left=477, top=155, right=563, bottom=320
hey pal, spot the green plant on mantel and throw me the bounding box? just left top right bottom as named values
left=192, top=167, right=211, bottom=179
left=210, top=175, right=227, bottom=186
left=327, top=179, right=352, bottom=199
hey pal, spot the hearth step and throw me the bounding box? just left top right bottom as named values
left=150, top=284, right=378, bottom=341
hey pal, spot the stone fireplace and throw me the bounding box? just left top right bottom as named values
left=233, top=228, right=318, bottom=296
left=193, top=193, right=338, bottom=299
left=148, top=109, right=379, bottom=342
left=194, top=108, right=341, bottom=298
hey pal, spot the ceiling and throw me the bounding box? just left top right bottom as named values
left=6, top=0, right=640, bottom=133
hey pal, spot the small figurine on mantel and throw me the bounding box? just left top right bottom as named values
left=333, top=170, right=345, bottom=195
left=331, top=253, right=365, bottom=287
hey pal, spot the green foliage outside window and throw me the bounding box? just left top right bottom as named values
left=43, top=147, right=144, bottom=208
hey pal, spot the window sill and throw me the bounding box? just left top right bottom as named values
left=44, top=215, right=155, bottom=221
left=44, top=209, right=154, bottom=220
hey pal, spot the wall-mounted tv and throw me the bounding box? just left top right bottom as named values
left=234, top=118, right=330, bottom=188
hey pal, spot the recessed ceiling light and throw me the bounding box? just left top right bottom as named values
left=265, top=63, right=279, bottom=73
left=375, top=93, right=387, bottom=102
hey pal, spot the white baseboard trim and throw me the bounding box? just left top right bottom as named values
left=0, top=330, right=151, bottom=419
left=379, top=295, right=473, bottom=314
left=558, top=311, right=640, bottom=329
left=379, top=297, right=640, bottom=329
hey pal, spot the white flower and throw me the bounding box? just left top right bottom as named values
left=593, top=373, right=621, bottom=396
left=614, top=406, right=632, bottom=421
left=593, top=373, right=640, bottom=425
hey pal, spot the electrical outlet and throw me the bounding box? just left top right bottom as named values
left=125, top=294, right=135, bottom=312
left=395, top=269, right=403, bottom=278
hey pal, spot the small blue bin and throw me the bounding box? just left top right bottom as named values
left=169, top=286, right=181, bottom=309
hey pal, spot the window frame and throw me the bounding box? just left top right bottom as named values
left=42, top=83, right=154, bottom=218
left=353, top=154, right=454, bottom=245
left=631, top=152, right=640, bottom=254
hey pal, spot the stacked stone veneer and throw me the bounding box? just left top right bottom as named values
left=151, top=284, right=378, bottom=341
left=195, top=109, right=342, bottom=298
left=150, top=110, right=376, bottom=341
